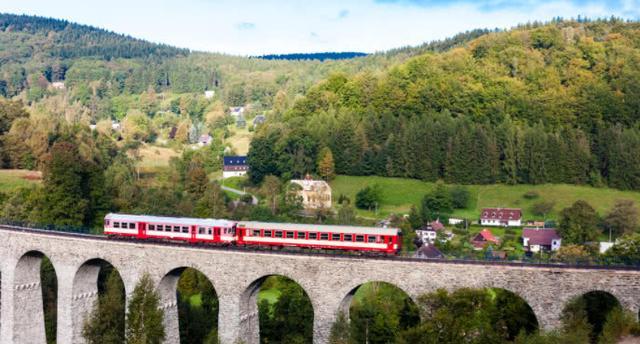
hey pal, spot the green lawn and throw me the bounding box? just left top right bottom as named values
left=330, top=175, right=640, bottom=221
left=0, top=169, right=41, bottom=192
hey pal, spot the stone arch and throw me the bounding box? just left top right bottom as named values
left=239, top=274, right=314, bottom=344
left=157, top=266, right=219, bottom=344
left=565, top=290, right=622, bottom=340
left=13, top=250, right=58, bottom=344
left=338, top=280, right=419, bottom=320
left=487, top=287, right=539, bottom=339
left=71, top=258, right=125, bottom=343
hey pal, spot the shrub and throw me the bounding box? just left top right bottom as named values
left=450, top=186, right=471, bottom=209
left=523, top=191, right=540, bottom=200
left=355, top=185, right=381, bottom=210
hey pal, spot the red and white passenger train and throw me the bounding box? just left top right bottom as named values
left=104, top=213, right=402, bottom=254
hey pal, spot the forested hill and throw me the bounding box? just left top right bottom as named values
left=0, top=13, right=188, bottom=62
left=248, top=18, right=640, bottom=191
left=259, top=52, right=368, bottom=61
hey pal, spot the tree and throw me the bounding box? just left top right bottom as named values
left=194, top=183, right=228, bottom=218
left=558, top=200, right=600, bottom=244
left=260, top=175, right=282, bottom=215
left=186, top=165, right=209, bottom=197
left=555, top=244, right=592, bottom=263
left=317, top=147, right=336, bottom=181
left=355, top=185, right=381, bottom=210
left=126, top=273, right=165, bottom=344
left=83, top=270, right=125, bottom=344
left=449, top=185, right=470, bottom=209
left=328, top=312, right=350, bottom=344
left=420, top=182, right=453, bottom=222
left=603, top=200, right=639, bottom=237
left=531, top=201, right=555, bottom=218
left=337, top=202, right=356, bottom=225
left=605, top=233, right=640, bottom=263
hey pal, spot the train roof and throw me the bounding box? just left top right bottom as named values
left=238, top=221, right=400, bottom=235
left=105, top=213, right=235, bottom=227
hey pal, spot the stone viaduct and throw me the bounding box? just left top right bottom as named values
left=1, top=226, right=640, bottom=344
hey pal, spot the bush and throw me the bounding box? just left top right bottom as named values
left=355, top=185, right=381, bottom=210
left=523, top=191, right=540, bottom=200
left=531, top=201, right=555, bottom=217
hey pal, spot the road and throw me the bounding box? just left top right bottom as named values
left=221, top=185, right=258, bottom=205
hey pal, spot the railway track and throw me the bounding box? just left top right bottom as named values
left=1, top=224, right=639, bottom=271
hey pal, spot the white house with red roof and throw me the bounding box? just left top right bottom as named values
left=480, top=208, right=522, bottom=227
left=522, top=228, right=562, bottom=253
left=415, top=219, right=446, bottom=243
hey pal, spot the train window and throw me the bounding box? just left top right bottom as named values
left=198, top=227, right=206, bottom=234
left=149, top=225, right=155, bottom=231
left=356, top=235, right=364, bottom=242
left=344, top=234, right=353, bottom=241
left=174, top=226, right=181, bottom=232
left=286, top=231, right=294, bottom=239
left=155, top=225, right=162, bottom=231
left=182, top=226, right=189, bottom=233
left=114, top=222, right=120, bottom=228
left=208, top=228, right=212, bottom=235
left=297, top=232, right=306, bottom=239
left=275, top=231, right=283, bottom=238
left=129, top=223, right=135, bottom=229
left=105, top=220, right=110, bottom=226
left=309, top=232, right=317, bottom=240
left=368, top=236, right=377, bottom=243
left=320, top=233, right=328, bottom=240
left=264, top=230, right=272, bottom=237
left=332, top=233, right=341, bottom=241
left=253, top=230, right=261, bottom=237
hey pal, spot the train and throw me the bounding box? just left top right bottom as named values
left=104, top=213, right=402, bottom=254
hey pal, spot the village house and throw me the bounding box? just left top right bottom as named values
left=290, top=175, right=332, bottom=210
left=50, top=81, right=65, bottom=90
left=415, top=219, right=446, bottom=244
left=229, top=106, right=245, bottom=117
left=471, top=229, right=499, bottom=250
left=480, top=208, right=522, bottom=227
left=414, top=244, right=444, bottom=259
left=522, top=228, right=562, bottom=253
left=222, top=156, right=249, bottom=179
left=236, top=115, right=247, bottom=128
left=198, top=134, right=213, bottom=146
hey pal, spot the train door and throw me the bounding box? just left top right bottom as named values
left=214, top=227, right=221, bottom=242
left=190, top=225, right=197, bottom=243
left=138, top=222, right=146, bottom=239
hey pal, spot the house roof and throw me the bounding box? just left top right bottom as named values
left=414, top=244, right=444, bottom=259
left=430, top=220, right=445, bottom=231
left=223, top=156, right=247, bottom=166
left=481, top=208, right=522, bottom=221
left=474, top=229, right=498, bottom=243
left=522, top=228, right=561, bottom=246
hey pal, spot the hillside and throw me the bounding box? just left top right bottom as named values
left=248, top=18, right=640, bottom=192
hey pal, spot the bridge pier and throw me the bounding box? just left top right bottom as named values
left=217, top=292, right=242, bottom=344
left=237, top=279, right=262, bottom=344
left=157, top=270, right=182, bottom=344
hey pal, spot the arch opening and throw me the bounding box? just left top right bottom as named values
left=158, top=267, right=219, bottom=344
left=488, top=288, right=539, bottom=340
left=563, top=290, right=622, bottom=342
left=337, top=281, right=420, bottom=344
left=14, top=250, right=58, bottom=344
left=241, top=275, right=313, bottom=344
left=73, top=258, right=125, bottom=343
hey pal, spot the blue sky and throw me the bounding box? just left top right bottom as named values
left=2, top=0, right=638, bottom=55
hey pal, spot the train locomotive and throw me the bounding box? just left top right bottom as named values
left=104, top=213, right=402, bottom=254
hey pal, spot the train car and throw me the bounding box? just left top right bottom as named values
left=104, top=213, right=236, bottom=244
left=236, top=221, right=401, bottom=254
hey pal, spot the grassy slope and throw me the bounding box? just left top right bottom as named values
left=134, top=144, right=179, bottom=174
left=225, top=126, right=253, bottom=156
left=0, top=169, right=41, bottom=192
left=330, top=175, right=640, bottom=221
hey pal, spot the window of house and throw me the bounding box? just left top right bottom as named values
left=320, top=233, right=328, bottom=240
left=356, top=235, right=364, bottom=242
left=114, top=222, right=120, bottom=228
left=286, top=232, right=294, bottom=239
left=309, top=233, right=317, bottom=240
left=344, top=234, right=353, bottom=241
left=129, top=223, right=136, bottom=229
left=275, top=231, right=283, bottom=238
left=332, top=233, right=341, bottom=241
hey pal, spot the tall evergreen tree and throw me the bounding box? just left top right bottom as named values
left=83, top=270, right=126, bottom=344
left=126, top=273, right=165, bottom=344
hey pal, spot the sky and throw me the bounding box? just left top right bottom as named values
left=1, top=0, right=639, bottom=55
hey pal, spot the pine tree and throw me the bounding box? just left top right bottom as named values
left=317, top=147, right=336, bottom=181
left=126, top=273, right=165, bottom=344
left=83, top=270, right=125, bottom=344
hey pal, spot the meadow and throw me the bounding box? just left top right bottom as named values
left=330, top=175, right=640, bottom=221
left=0, top=169, right=41, bottom=191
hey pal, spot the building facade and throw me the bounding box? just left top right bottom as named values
left=290, top=175, right=332, bottom=210
left=480, top=208, right=522, bottom=227
left=223, top=156, right=249, bottom=179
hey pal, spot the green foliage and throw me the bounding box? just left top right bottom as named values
left=603, top=200, right=639, bottom=237
left=605, top=233, right=640, bottom=262
left=41, top=257, right=57, bottom=344
left=177, top=269, right=219, bottom=344
left=563, top=291, right=621, bottom=342
left=420, top=182, right=453, bottom=222
left=558, top=200, right=600, bottom=244
left=531, top=200, right=555, bottom=218
left=83, top=270, right=126, bottom=344
left=126, top=273, right=165, bottom=344
left=450, top=185, right=471, bottom=209
left=355, top=185, right=381, bottom=210
left=258, top=276, right=313, bottom=344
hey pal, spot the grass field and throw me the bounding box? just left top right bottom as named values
left=0, top=169, right=41, bottom=191
left=330, top=175, right=640, bottom=221
left=134, top=144, right=179, bottom=174
left=225, top=127, right=253, bottom=155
